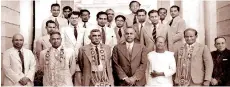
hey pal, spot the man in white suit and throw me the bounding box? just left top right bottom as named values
left=61, top=11, right=85, bottom=86
left=2, top=34, right=36, bottom=86
left=106, top=8, right=116, bottom=28
left=84, top=11, right=117, bottom=48
left=41, top=3, right=68, bottom=36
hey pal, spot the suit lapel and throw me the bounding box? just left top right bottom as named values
left=65, top=27, right=77, bottom=46
left=114, top=27, right=121, bottom=40
left=22, top=48, right=28, bottom=71
left=118, top=43, right=130, bottom=61
left=143, top=24, right=155, bottom=42
left=131, top=43, right=141, bottom=60
left=11, top=48, right=22, bottom=63
left=42, top=35, right=51, bottom=48
left=84, top=44, right=95, bottom=63
left=192, top=42, right=199, bottom=59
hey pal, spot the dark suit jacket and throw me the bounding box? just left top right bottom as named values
left=112, top=42, right=147, bottom=86
left=78, top=44, right=114, bottom=86
left=211, top=48, right=230, bottom=86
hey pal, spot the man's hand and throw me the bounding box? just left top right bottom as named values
left=129, top=77, right=136, bottom=85
left=19, top=77, right=30, bottom=86
left=203, top=80, right=210, bottom=86
left=211, top=78, right=218, bottom=85
left=150, top=70, right=158, bottom=78
left=124, top=77, right=131, bottom=85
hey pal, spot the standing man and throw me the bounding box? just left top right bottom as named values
left=133, top=9, right=148, bottom=43
left=211, top=37, right=230, bottom=86
left=106, top=8, right=116, bottom=28
left=62, top=6, right=72, bottom=19
left=84, top=11, right=117, bottom=48
left=2, top=34, right=36, bottom=86
left=158, top=8, right=168, bottom=24
left=112, top=28, right=147, bottom=86
left=145, top=36, right=176, bottom=86
left=39, top=32, right=76, bottom=86
left=140, top=9, right=169, bottom=52
left=174, top=28, right=213, bottom=86
left=126, top=0, right=141, bottom=27
left=36, top=20, right=57, bottom=61
left=78, top=29, right=114, bottom=86
left=62, top=6, right=72, bottom=24
left=79, top=9, right=92, bottom=28
left=114, top=15, right=126, bottom=44
left=167, top=5, right=186, bottom=52
left=61, top=11, right=85, bottom=86
left=41, top=3, right=68, bottom=36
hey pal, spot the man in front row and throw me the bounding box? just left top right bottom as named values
left=39, top=32, right=76, bottom=86
left=211, top=37, right=230, bottom=86
left=174, top=28, right=213, bottom=86
left=3, top=34, right=36, bottom=86
left=112, top=28, right=147, bottom=86
left=78, top=29, right=114, bottom=86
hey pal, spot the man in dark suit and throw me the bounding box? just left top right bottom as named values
left=174, top=28, right=213, bottom=86
left=112, top=28, right=147, bottom=86
left=78, top=29, right=114, bottom=86
left=211, top=37, right=230, bottom=86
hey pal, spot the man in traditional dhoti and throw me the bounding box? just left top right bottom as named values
left=78, top=29, right=114, bottom=86
left=39, top=32, right=76, bottom=86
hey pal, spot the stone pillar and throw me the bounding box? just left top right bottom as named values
left=204, top=0, right=217, bottom=51
left=20, top=0, right=33, bottom=49
left=182, top=0, right=205, bottom=44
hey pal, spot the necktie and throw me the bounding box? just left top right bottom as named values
left=101, top=27, right=106, bottom=44
left=55, top=18, right=59, bottom=29
left=152, top=24, right=156, bottom=39
left=118, top=28, right=122, bottom=38
left=18, top=50, right=25, bottom=73
left=169, top=17, right=174, bottom=26
left=108, top=23, right=111, bottom=28
left=74, top=26, right=78, bottom=40
left=133, top=14, right=137, bottom=25
left=95, top=46, right=100, bottom=65
left=83, top=22, right=86, bottom=28
left=128, top=44, right=132, bottom=58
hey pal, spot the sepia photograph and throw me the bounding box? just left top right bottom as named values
left=1, top=0, right=230, bottom=86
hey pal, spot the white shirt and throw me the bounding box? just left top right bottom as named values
left=146, top=51, right=176, bottom=87
left=138, top=22, right=146, bottom=32
left=126, top=41, right=134, bottom=50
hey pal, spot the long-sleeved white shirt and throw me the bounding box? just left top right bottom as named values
left=145, top=51, right=176, bottom=87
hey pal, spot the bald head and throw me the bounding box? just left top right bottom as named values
left=156, top=36, right=166, bottom=51
left=12, top=33, right=24, bottom=50
left=124, top=28, right=136, bottom=43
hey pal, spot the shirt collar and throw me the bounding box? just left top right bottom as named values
left=13, top=47, right=23, bottom=52
left=186, top=42, right=196, bottom=48
left=139, top=22, right=146, bottom=26
left=126, top=41, right=134, bottom=46
left=51, top=46, right=63, bottom=51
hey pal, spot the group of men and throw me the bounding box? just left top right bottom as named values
left=2, top=0, right=230, bottom=86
